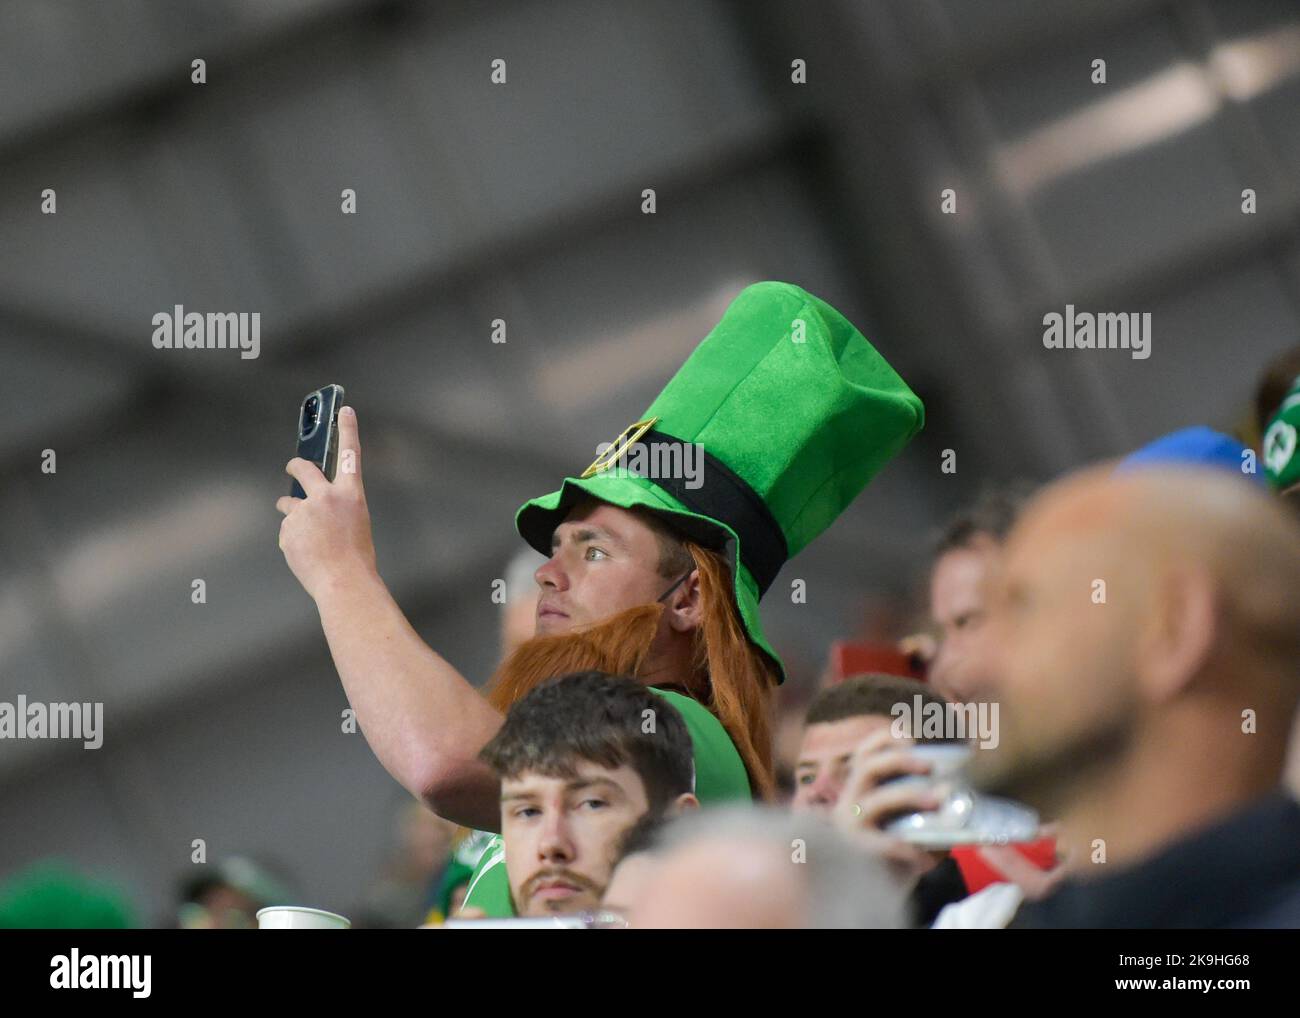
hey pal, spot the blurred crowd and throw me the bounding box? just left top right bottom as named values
left=5, top=343, right=1299, bottom=931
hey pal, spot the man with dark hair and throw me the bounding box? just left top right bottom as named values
left=933, top=485, right=1027, bottom=556
left=925, top=484, right=1032, bottom=702
left=475, top=671, right=698, bottom=917
left=793, top=674, right=948, bottom=815
left=806, top=674, right=950, bottom=728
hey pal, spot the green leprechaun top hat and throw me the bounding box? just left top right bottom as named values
left=515, top=281, right=925, bottom=682
left=1263, top=374, right=1300, bottom=494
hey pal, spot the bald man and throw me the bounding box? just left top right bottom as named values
left=620, top=806, right=907, bottom=929
left=969, top=466, right=1300, bottom=928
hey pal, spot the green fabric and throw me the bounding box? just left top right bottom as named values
left=460, top=686, right=751, bottom=918
left=431, top=829, right=495, bottom=921
left=1263, top=375, right=1300, bottom=492
left=516, top=281, right=924, bottom=683
left=0, top=864, right=134, bottom=929
left=654, top=689, right=751, bottom=800
left=457, top=834, right=511, bottom=918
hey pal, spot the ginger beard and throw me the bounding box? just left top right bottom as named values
left=485, top=540, right=778, bottom=803
left=485, top=602, right=667, bottom=713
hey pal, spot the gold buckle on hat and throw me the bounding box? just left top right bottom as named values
left=580, top=416, right=660, bottom=478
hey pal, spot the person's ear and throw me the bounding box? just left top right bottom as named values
left=665, top=570, right=702, bottom=633
left=670, top=792, right=700, bottom=815
left=1136, top=565, right=1217, bottom=703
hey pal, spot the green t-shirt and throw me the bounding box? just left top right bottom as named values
left=459, top=688, right=752, bottom=918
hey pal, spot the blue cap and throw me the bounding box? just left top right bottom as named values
left=1118, top=426, right=1266, bottom=486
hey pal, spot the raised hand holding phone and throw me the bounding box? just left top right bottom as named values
left=276, top=392, right=378, bottom=602
left=290, top=384, right=345, bottom=498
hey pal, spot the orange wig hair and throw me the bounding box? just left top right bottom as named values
left=483, top=541, right=779, bottom=800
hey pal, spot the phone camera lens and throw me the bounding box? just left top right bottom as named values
left=301, top=395, right=320, bottom=437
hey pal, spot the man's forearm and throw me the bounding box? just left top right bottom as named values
left=314, top=567, right=504, bottom=829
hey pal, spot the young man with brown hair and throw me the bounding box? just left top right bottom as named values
left=477, top=670, right=698, bottom=917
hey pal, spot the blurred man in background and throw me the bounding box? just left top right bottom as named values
left=175, top=856, right=295, bottom=930
left=600, top=812, right=668, bottom=920
left=355, top=800, right=458, bottom=928
left=923, top=486, right=1031, bottom=703
left=621, top=805, right=906, bottom=929
left=792, top=673, right=948, bottom=816
left=499, top=547, right=547, bottom=658
left=788, top=671, right=1040, bottom=927
left=971, top=466, right=1300, bottom=928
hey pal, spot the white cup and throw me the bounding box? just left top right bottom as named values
left=256, top=906, right=351, bottom=930
left=884, top=743, right=1039, bottom=848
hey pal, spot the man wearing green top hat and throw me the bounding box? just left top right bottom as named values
left=276, top=280, right=923, bottom=917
